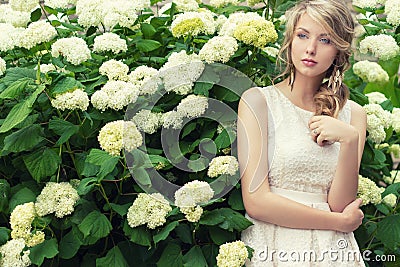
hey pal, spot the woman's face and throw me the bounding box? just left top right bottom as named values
left=291, top=13, right=338, bottom=80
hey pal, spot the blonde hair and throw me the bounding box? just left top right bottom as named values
left=277, top=0, right=355, bottom=117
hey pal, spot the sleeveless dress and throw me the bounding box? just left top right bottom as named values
left=240, top=86, right=365, bottom=266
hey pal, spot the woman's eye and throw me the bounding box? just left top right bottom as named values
left=320, top=38, right=331, bottom=44
left=297, top=33, right=307, bottom=39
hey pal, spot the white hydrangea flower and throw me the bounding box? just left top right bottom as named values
left=161, top=111, right=184, bottom=129
left=382, top=193, right=397, bottom=208
left=175, top=180, right=214, bottom=208
left=51, top=89, right=90, bottom=111
left=392, top=108, right=400, bottom=133
left=199, top=36, right=238, bottom=63
left=357, top=175, right=382, bottom=205
left=365, top=92, right=388, bottom=104
left=132, top=0, right=151, bottom=11
left=132, top=109, right=162, bottom=134
left=210, top=0, right=239, bottom=7
left=219, top=12, right=263, bottom=36
left=383, top=170, right=399, bottom=184
left=101, top=1, right=138, bottom=29
left=359, top=34, right=400, bottom=61
left=0, top=57, right=6, bottom=76
left=159, top=51, right=205, bottom=95
left=215, top=15, right=228, bottom=32
left=171, top=11, right=216, bottom=38
left=388, top=144, right=400, bottom=158
left=363, top=104, right=392, bottom=143
left=0, top=239, right=31, bottom=267
left=51, top=37, right=91, bottom=65
left=385, top=0, right=400, bottom=26
left=98, top=120, right=143, bottom=156
left=352, top=0, right=386, bottom=8
left=176, top=94, right=208, bottom=119
left=76, top=0, right=104, bottom=27
left=36, top=63, right=57, bottom=74
left=263, top=46, right=280, bottom=58
left=99, top=59, right=129, bottom=81
left=93, top=32, right=128, bottom=54
left=247, top=0, right=263, bottom=6
left=128, top=66, right=160, bottom=95
left=207, top=156, right=239, bottom=177
left=127, top=193, right=172, bottom=229
left=9, top=0, right=39, bottom=12
left=173, top=0, right=199, bottom=11
left=45, top=0, right=77, bottom=9
left=10, top=202, right=45, bottom=247
left=0, top=4, right=30, bottom=27
left=19, top=21, right=58, bottom=50
left=35, top=182, right=80, bottom=218
left=180, top=205, right=203, bottom=222
left=91, top=80, right=139, bottom=111
left=0, top=23, right=20, bottom=52
left=353, top=60, right=389, bottom=83
left=216, top=240, right=249, bottom=267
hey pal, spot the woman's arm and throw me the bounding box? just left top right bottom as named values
left=238, top=88, right=363, bottom=233
left=325, top=101, right=367, bottom=212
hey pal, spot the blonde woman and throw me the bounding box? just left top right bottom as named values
left=238, top=0, right=366, bottom=266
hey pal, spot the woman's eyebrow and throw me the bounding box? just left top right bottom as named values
left=296, top=27, right=329, bottom=37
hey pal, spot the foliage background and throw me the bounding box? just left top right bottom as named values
left=0, top=0, right=399, bottom=266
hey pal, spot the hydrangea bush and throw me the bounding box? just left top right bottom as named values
left=0, top=0, right=398, bottom=266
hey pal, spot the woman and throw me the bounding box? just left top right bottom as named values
left=238, top=0, right=367, bottom=266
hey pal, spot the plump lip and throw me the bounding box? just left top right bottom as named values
left=302, top=58, right=317, bottom=63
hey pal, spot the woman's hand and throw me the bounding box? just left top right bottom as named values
left=308, top=115, right=359, bottom=146
left=335, top=198, right=364, bottom=233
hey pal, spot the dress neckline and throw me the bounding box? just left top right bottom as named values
left=271, top=85, right=315, bottom=114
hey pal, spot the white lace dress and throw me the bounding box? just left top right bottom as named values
left=240, top=86, right=365, bottom=266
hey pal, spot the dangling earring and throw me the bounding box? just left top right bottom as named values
left=328, top=64, right=343, bottom=94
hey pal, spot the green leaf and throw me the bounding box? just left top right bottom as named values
left=49, top=118, right=79, bottom=145
left=0, top=180, right=10, bottom=212
left=157, top=242, right=183, bottom=267
left=3, top=124, right=44, bottom=153
left=1, top=67, right=36, bottom=85
left=183, top=246, right=208, bottom=267
left=0, top=85, right=44, bottom=133
left=153, top=221, right=179, bottom=245
left=228, top=189, right=245, bottom=210
left=85, top=149, right=119, bottom=180
left=51, top=77, right=84, bottom=96
left=130, top=167, right=152, bottom=186
left=29, top=238, right=59, bottom=266
left=141, top=23, right=156, bottom=38
left=136, top=39, right=162, bottom=52
left=43, top=5, right=58, bottom=15
left=96, top=246, right=129, bottom=267
left=193, top=82, right=213, bottom=97
left=59, top=230, right=82, bottom=259
left=123, top=221, right=152, bottom=247
left=0, top=78, right=32, bottom=99
left=209, top=226, right=236, bottom=245
left=214, top=129, right=233, bottom=149
left=108, top=203, right=131, bottom=216
left=376, top=214, right=400, bottom=250
left=78, top=210, right=112, bottom=240
left=77, top=177, right=97, bottom=195
left=0, top=227, right=10, bottom=246
left=9, top=187, right=36, bottom=212
left=202, top=208, right=253, bottom=232
left=23, top=148, right=61, bottom=182
left=174, top=224, right=193, bottom=244
left=30, top=8, right=42, bottom=22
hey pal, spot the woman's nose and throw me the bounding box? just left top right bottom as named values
left=306, top=40, right=317, bottom=55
